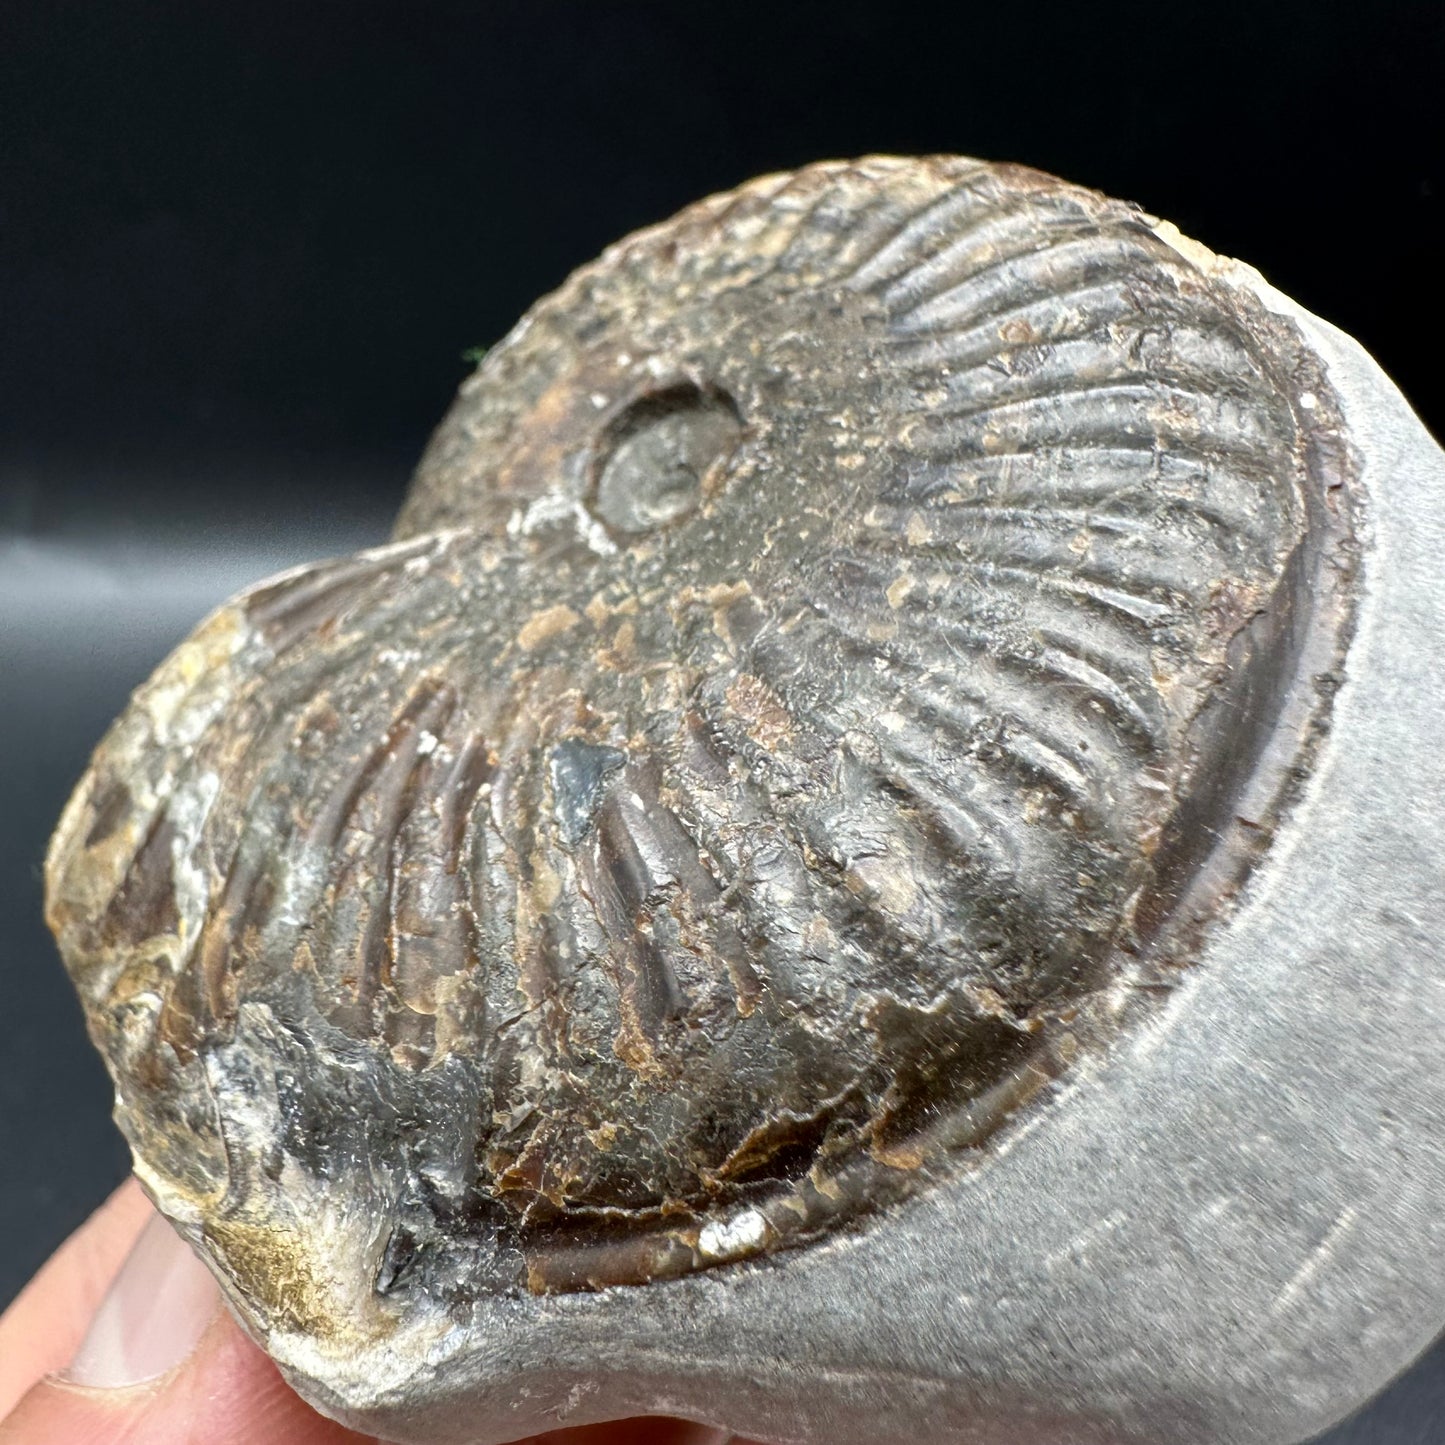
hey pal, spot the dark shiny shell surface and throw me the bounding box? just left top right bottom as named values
left=47, top=158, right=1355, bottom=1314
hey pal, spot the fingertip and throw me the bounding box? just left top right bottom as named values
left=2, top=1310, right=375, bottom=1445
left=63, top=1209, right=221, bottom=1389
left=171, top=1314, right=380, bottom=1444
left=1, top=1191, right=374, bottom=1445
left=0, top=1176, right=153, bottom=1415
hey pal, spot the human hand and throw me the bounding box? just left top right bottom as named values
left=0, top=1180, right=742, bottom=1445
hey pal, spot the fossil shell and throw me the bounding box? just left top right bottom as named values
left=48, top=157, right=1354, bottom=1344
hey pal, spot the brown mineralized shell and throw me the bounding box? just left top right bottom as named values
left=46, top=157, right=1354, bottom=1331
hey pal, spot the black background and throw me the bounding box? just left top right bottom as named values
left=2, top=2, right=1442, bottom=1438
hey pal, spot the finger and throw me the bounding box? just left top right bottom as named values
left=0, top=1192, right=735, bottom=1445
left=0, top=1178, right=152, bottom=1415
left=0, top=1201, right=373, bottom=1445
left=0, top=1318, right=374, bottom=1444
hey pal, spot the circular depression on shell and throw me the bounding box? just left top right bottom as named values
left=589, top=381, right=745, bottom=538
left=46, top=158, right=1358, bottom=1310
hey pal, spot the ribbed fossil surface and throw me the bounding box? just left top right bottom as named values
left=47, top=157, right=1351, bottom=1329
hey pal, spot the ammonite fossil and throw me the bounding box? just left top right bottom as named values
left=46, top=158, right=1445, bottom=1445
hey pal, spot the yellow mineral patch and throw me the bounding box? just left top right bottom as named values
left=613, top=990, right=668, bottom=1082
left=847, top=856, right=919, bottom=916
left=872, top=1139, right=927, bottom=1171
left=1150, top=218, right=1271, bottom=295
left=969, top=985, right=1011, bottom=1018
left=585, top=589, right=640, bottom=628
left=109, top=954, right=172, bottom=1008
left=702, top=580, right=754, bottom=652
left=179, top=607, right=247, bottom=682
left=998, top=316, right=1041, bottom=345
left=1149, top=219, right=1222, bottom=276
left=586, top=1120, right=620, bottom=1151
left=203, top=1218, right=362, bottom=1341
left=530, top=855, right=562, bottom=911
left=703, top=580, right=753, bottom=607
left=801, top=914, right=835, bottom=953
left=601, top=619, right=637, bottom=667
left=142, top=605, right=247, bottom=734
left=726, top=673, right=794, bottom=751
left=1148, top=394, right=1202, bottom=440
left=517, top=604, right=581, bottom=650
left=432, top=972, right=480, bottom=1060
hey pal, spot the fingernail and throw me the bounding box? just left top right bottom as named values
left=63, top=1208, right=221, bottom=1388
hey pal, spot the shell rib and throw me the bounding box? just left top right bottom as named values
left=47, top=157, right=1354, bottom=1322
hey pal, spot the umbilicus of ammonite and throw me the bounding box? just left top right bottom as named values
left=47, top=156, right=1364, bottom=1438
